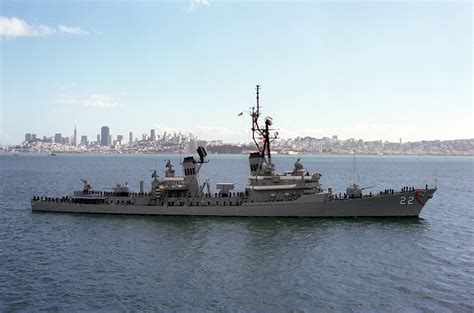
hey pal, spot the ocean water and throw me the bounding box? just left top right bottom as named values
left=0, top=153, right=473, bottom=311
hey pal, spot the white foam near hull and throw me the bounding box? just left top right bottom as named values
left=32, top=189, right=436, bottom=217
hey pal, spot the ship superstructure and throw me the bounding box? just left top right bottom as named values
left=32, top=86, right=436, bottom=217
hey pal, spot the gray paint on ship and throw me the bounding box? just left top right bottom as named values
left=32, top=189, right=436, bottom=217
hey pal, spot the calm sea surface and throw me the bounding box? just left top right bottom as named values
left=0, top=153, right=473, bottom=312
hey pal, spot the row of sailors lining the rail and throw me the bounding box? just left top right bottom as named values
left=331, top=192, right=373, bottom=200
left=193, top=192, right=246, bottom=198
left=83, top=190, right=136, bottom=197
left=79, top=190, right=249, bottom=198
left=401, top=185, right=431, bottom=193
left=32, top=196, right=135, bottom=205
left=163, top=192, right=248, bottom=198
left=401, top=186, right=416, bottom=193
left=329, top=186, right=422, bottom=201
left=82, top=190, right=151, bottom=197
left=167, top=199, right=244, bottom=207
left=33, top=196, right=70, bottom=202
left=380, top=187, right=420, bottom=195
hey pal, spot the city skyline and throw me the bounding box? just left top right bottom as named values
left=1, top=1, right=472, bottom=145
left=17, top=121, right=474, bottom=148
left=22, top=125, right=198, bottom=145
left=13, top=123, right=474, bottom=156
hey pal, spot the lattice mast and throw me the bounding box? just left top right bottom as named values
left=250, top=85, right=278, bottom=166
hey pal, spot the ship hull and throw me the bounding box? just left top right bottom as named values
left=31, top=189, right=436, bottom=217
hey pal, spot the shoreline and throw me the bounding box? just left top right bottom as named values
left=2, top=151, right=473, bottom=157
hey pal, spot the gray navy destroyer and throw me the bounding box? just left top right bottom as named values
left=32, top=86, right=436, bottom=217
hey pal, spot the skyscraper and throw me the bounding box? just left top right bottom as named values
left=129, top=132, right=133, bottom=145
left=80, top=135, right=88, bottom=146
left=72, top=125, right=77, bottom=146
left=150, top=129, right=156, bottom=142
left=54, top=133, right=62, bottom=144
left=101, top=126, right=110, bottom=146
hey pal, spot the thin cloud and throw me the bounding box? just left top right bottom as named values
left=185, top=0, right=210, bottom=12
left=0, top=16, right=89, bottom=38
left=57, top=25, right=88, bottom=35
left=56, top=93, right=120, bottom=108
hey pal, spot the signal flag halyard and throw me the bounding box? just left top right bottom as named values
left=237, top=112, right=243, bottom=116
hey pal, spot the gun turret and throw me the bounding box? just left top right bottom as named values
left=81, top=179, right=92, bottom=193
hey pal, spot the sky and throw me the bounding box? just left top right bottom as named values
left=0, top=0, right=472, bottom=145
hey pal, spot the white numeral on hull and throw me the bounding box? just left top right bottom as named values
left=400, top=196, right=414, bottom=205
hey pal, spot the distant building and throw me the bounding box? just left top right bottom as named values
left=332, top=135, right=338, bottom=140
left=101, top=126, right=110, bottom=146
left=97, top=134, right=100, bottom=143
left=72, top=125, right=77, bottom=146
left=54, top=133, right=62, bottom=144
left=142, top=134, right=147, bottom=141
left=43, top=136, right=53, bottom=143
left=62, top=137, right=70, bottom=145
left=31, top=134, right=37, bottom=142
left=117, top=135, right=123, bottom=145
left=150, top=129, right=156, bottom=142
left=25, top=133, right=32, bottom=143
left=108, top=135, right=112, bottom=146
left=80, top=135, right=88, bottom=146
left=129, top=132, right=133, bottom=145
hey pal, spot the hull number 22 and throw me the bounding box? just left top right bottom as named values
left=400, top=196, right=414, bottom=205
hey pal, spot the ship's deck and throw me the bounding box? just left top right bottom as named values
left=31, top=186, right=425, bottom=207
